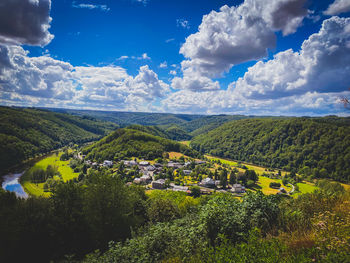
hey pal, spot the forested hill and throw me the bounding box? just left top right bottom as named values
left=0, top=107, right=118, bottom=174
left=82, top=128, right=200, bottom=162
left=46, top=108, right=256, bottom=138
left=191, top=117, right=350, bottom=182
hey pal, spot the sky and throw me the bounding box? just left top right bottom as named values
left=0, top=0, right=349, bottom=116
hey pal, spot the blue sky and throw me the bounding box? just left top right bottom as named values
left=0, top=0, right=350, bottom=116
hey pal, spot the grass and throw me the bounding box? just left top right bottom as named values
left=168, top=152, right=185, bottom=159
left=205, top=155, right=319, bottom=197
left=206, top=155, right=291, bottom=176
left=21, top=152, right=79, bottom=197
left=293, top=182, right=318, bottom=197
left=256, top=176, right=291, bottom=195
left=179, top=141, right=191, bottom=146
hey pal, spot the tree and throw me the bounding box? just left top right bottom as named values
left=190, top=186, right=201, bottom=198
left=147, top=198, right=180, bottom=223
left=220, top=169, right=228, bottom=189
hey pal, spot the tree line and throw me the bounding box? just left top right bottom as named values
left=191, top=117, right=350, bottom=183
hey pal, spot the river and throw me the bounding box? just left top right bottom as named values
left=1, top=172, right=28, bottom=198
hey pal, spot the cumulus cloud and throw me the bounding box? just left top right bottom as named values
left=176, top=0, right=308, bottom=91
left=161, top=16, right=350, bottom=116
left=233, top=16, right=350, bottom=99
left=161, top=88, right=349, bottom=116
left=0, top=0, right=53, bottom=46
left=72, top=2, right=110, bottom=12
left=0, top=45, right=169, bottom=111
left=324, top=0, right=350, bottom=15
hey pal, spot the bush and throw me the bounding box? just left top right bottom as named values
left=190, top=186, right=201, bottom=198
left=246, top=180, right=255, bottom=188
left=269, top=182, right=281, bottom=189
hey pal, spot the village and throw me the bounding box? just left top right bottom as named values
left=80, top=153, right=254, bottom=196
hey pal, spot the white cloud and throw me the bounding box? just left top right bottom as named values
left=0, top=45, right=169, bottom=111
left=176, top=0, right=308, bottom=91
left=165, top=38, right=175, bottom=43
left=117, top=55, right=129, bottom=60
left=135, top=0, right=148, bottom=5
left=324, top=0, right=350, bottom=15
left=161, top=16, right=350, bottom=116
left=169, top=70, right=177, bottom=76
left=72, top=2, right=110, bottom=12
left=0, top=0, right=53, bottom=47
left=159, top=61, right=167, bottom=68
left=233, top=16, right=350, bottom=100
left=177, top=19, right=190, bottom=29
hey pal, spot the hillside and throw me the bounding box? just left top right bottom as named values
left=82, top=128, right=200, bottom=162
left=47, top=108, right=258, bottom=139
left=0, top=107, right=117, bottom=174
left=191, top=117, right=350, bottom=182
left=49, top=108, right=203, bottom=127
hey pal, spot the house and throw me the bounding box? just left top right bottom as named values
left=195, top=160, right=206, bottom=165
left=133, top=178, right=142, bottom=184
left=145, top=165, right=156, bottom=171
left=200, top=177, right=215, bottom=188
left=140, top=174, right=152, bottom=184
left=184, top=161, right=191, bottom=167
left=152, top=179, right=166, bottom=189
left=215, top=180, right=221, bottom=186
left=172, top=185, right=188, bottom=192
left=123, top=160, right=138, bottom=166
left=231, top=184, right=245, bottom=193
left=167, top=161, right=183, bottom=169
left=183, top=170, right=192, bottom=175
left=139, top=161, right=150, bottom=166
left=103, top=160, right=113, bottom=167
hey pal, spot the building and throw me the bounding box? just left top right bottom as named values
left=152, top=179, right=166, bottom=189
left=231, top=184, right=245, bottom=193
left=183, top=170, right=192, bottom=175
left=103, top=160, right=113, bottom=167
left=172, top=185, right=188, bottom=192
left=145, top=165, right=156, bottom=171
left=133, top=178, right=141, bottom=184
left=123, top=160, right=138, bottom=166
left=195, top=160, right=206, bottom=165
left=167, top=161, right=183, bottom=169
left=140, top=174, right=152, bottom=184
left=200, top=177, right=215, bottom=188
left=139, top=161, right=150, bottom=166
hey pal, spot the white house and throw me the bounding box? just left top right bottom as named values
left=231, top=184, right=245, bottom=193
left=103, top=160, right=113, bottom=167
left=200, top=177, right=215, bottom=188
left=183, top=170, right=192, bottom=175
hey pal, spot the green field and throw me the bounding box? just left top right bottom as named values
left=21, top=152, right=79, bottom=197
left=205, top=155, right=318, bottom=196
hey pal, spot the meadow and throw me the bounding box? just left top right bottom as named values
left=21, top=152, right=79, bottom=197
